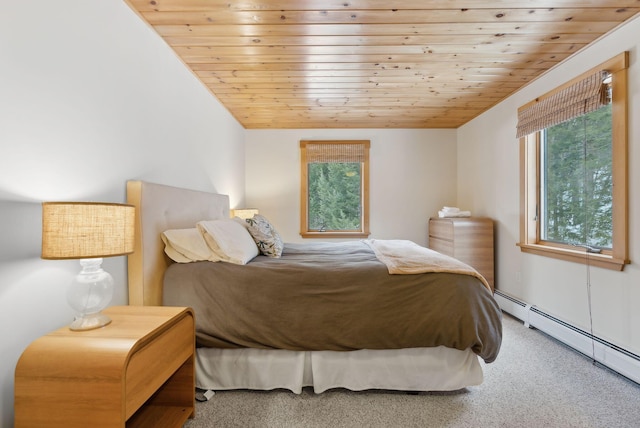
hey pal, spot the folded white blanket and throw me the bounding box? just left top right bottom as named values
left=364, top=239, right=490, bottom=291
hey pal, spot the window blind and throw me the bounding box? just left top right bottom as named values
left=516, top=70, right=611, bottom=138
left=303, top=141, right=369, bottom=163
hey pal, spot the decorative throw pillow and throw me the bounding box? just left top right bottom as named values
left=196, top=219, right=259, bottom=265
left=245, top=214, right=284, bottom=258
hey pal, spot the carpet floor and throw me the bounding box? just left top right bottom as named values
left=183, top=313, right=640, bottom=427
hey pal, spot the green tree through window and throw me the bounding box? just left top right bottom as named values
left=541, top=104, right=612, bottom=249
left=308, top=163, right=361, bottom=231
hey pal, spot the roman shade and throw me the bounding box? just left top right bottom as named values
left=302, top=140, right=369, bottom=163
left=516, top=70, right=611, bottom=138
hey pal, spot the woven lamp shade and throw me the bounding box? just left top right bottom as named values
left=231, top=208, right=259, bottom=219
left=42, top=202, right=135, bottom=259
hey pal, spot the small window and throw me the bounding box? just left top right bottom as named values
left=300, top=140, right=370, bottom=238
left=518, top=53, right=629, bottom=271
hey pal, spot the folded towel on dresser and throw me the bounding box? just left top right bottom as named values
left=438, top=206, right=471, bottom=218
left=441, top=206, right=460, bottom=213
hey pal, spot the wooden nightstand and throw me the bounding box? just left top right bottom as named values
left=15, top=306, right=195, bottom=428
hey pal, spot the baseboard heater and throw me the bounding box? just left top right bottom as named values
left=494, top=289, right=640, bottom=385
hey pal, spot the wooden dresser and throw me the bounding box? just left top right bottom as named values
left=15, top=306, right=195, bottom=428
left=428, top=217, right=495, bottom=291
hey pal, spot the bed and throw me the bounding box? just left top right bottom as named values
left=126, top=180, right=502, bottom=393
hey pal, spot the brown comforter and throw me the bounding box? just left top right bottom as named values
left=163, top=241, right=502, bottom=363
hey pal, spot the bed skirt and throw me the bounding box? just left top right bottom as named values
left=195, top=346, right=483, bottom=393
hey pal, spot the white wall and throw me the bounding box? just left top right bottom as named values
left=245, top=129, right=458, bottom=245
left=0, top=1, right=245, bottom=425
left=457, top=16, right=640, bottom=355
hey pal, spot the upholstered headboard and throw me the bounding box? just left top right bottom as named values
left=126, top=180, right=230, bottom=306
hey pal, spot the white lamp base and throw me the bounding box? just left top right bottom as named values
left=67, top=258, right=114, bottom=331
left=69, top=312, right=112, bottom=331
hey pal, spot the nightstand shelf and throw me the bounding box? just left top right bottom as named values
left=15, top=306, right=195, bottom=428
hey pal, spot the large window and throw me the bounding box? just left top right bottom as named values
left=518, top=53, right=629, bottom=271
left=300, top=140, right=370, bottom=238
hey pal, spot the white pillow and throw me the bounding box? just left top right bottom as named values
left=197, top=219, right=259, bottom=265
left=161, top=228, right=218, bottom=263
left=232, top=216, right=250, bottom=228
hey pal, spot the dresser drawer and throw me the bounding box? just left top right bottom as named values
left=428, top=236, right=454, bottom=256
left=428, top=219, right=453, bottom=241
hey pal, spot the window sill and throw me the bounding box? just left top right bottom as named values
left=301, top=231, right=370, bottom=239
left=517, top=243, right=628, bottom=271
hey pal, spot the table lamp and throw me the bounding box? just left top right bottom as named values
left=42, top=202, right=135, bottom=331
left=231, top=208, right=259, bottom=219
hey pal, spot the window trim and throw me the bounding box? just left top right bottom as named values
left=518, top=52, right=629, bottom=271
left=300, top=140, right=370, bottom=239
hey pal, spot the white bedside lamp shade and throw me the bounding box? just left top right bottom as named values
left=42, top=202, right=135, bottom=330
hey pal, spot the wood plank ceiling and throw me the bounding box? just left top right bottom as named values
left=125, top=0, right=640, bottom=129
